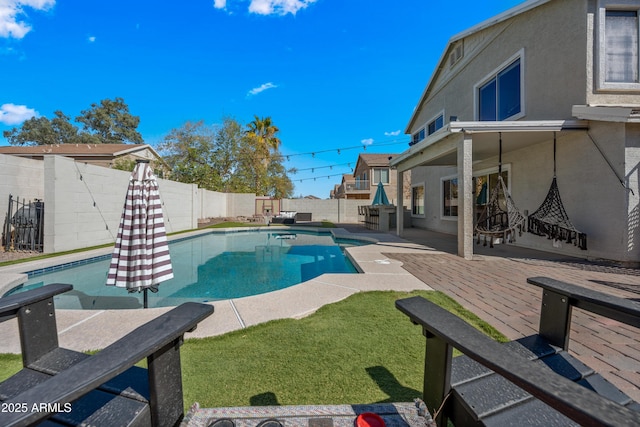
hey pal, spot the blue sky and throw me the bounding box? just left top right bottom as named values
left=0, top=0, right=524, bottom=197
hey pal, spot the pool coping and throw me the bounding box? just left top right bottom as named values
left=0, top=226, right=437, bottom=353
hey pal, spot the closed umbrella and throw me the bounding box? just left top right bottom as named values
left=372, top=181, right=391, bottom=206
left=106, top=160, right=173, bottom=308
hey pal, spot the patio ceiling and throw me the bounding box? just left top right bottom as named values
left=391, top=120, right=589, bottom=169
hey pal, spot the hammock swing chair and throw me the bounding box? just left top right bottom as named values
left=475, top=133, right=526, bottom=247
left=527, top=133, right=587, bottom=250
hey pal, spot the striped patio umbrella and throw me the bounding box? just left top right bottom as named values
left=106, top=160, right=173, bottom=308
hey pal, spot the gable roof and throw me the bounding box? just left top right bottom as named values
left=353, top=153, right=397, bottom=176
left=405, top=0, right=551, bottom=133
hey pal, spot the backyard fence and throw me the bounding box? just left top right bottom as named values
left=2, top=194, right=45, bottom=252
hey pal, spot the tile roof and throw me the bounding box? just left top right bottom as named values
left=0, top=144, right=150, bottom=156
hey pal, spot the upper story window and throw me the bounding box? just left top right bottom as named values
left=428, top=114, right=444, bottom=135
left=606, top=11, right=639, bottom=82
left=410, top=113, right=444, bottom=147
left=597, top=2, right=640, bottom=91
left=411, top=128, right=425, bottom=146
left=476, top=54, right=523, bottom=121
left=373, top=167, right=389, bottom=184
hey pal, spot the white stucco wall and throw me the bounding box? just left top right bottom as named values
left=409, top=0, right=587, bottom=136
left=408, top=124, right=638, bottom=263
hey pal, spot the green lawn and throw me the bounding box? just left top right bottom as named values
left=0, top=290, right=507, bottom=409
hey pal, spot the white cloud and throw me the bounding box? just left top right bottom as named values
left=88, top=35, right=96, bottom=43
left=0, top=103, right=38, bottom=125
left=249, top=0, right=317, bottom=15
left=247, top=82, right=277, bottom=97
left=215, top=0, right=316, bottom=16
left=361, top=138, right=374, bottom=146
left=384, top=130, right=401, bottom=137
left=0, top=0, right=55, bottom=39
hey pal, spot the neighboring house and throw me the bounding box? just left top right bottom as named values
left=390, top=0, right=640, bottom=265
left=0, top=144, right=169, bottom=177
left=333, top=154, right=410, bottom=204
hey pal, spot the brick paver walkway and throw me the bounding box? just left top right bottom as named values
left=384, top=232, right=640, bottom=402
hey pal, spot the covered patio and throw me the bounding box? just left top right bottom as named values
left=391, top=120, right=593, bottom=260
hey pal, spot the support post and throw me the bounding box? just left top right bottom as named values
left=396, top=170, right=404, bottom=236
left=457, top=134, right=474, bottom=259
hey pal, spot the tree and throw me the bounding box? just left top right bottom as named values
left=159, top=119, right=245, bottom=192
left=159, top=116, right=294, bottom=197
left=242, top=116, right=286, bottom=195
left=76, top=97, right=143, bottom=144
left=3, top=98, right=142, bottom=145
left=3, top=116, right=57, bottom=145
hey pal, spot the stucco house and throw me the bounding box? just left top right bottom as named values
left=391, top=0, right=640, bottom=265
left=333, top=153, right=411, bottom=205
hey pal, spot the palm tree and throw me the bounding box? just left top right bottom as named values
left=244, top=116, right=282, bottom=195
left=246, top=115, right=281, bottom=166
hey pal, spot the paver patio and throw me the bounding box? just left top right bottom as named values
left=386, top=227, right=640, bottom=402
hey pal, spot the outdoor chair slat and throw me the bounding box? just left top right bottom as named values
left=0, top=284, right=214, bottom=427
left=396, top=281, right=640, bottom=427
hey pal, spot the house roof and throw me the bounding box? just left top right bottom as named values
left=0, top=143, right=156, bottom=157
left=404, top=0, right=552, bottom=133
left=353, top=153, right=395, bottom=177
left=354, top=153, right=396, bottom=173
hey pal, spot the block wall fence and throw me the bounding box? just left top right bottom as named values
left=0, top=154, right=365, bottom=253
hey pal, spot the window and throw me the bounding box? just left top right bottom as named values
left=605, top=10, right=639, bottom=82
left=442, top=169, right=509, bottom=218
left=443, top=178, right=458, bottom=217
left=373, top=168, right=389, bottom=184
left=412, top=185, right=425, bottom=216
left=428, top=114, right=444, bottom=135
left=597, top=2, right=640, bottom=90
left=477, top=57, right=522, bottom=121
left=411, top=128, right=425, bottom=146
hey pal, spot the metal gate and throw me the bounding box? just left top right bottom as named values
left=2, top=194, right=45, bottom=252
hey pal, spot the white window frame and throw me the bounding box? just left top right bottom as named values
left=596, top=0, right=640, bottom=91
left=372, top=167, right=390, bottom=185
left=427, top=110, right=445, bottom=136
left=411, top=183, right=426, bottom=218
left=440, top=165, right=512, bottom=220
left=474, top=49, right=525, bottom=121
left=411, top=127, right=426, bottom=146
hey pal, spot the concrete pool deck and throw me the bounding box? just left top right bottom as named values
left=0, top=226, right=434, bottom=353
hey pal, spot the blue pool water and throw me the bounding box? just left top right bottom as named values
left=7, top=229, right=364, bottom=310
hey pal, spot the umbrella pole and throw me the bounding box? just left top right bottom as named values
left=143, top=288, right=148, bottom=309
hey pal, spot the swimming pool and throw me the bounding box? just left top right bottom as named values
left=6, top=229, right=365, bottom=310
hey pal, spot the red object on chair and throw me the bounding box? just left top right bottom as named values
left=355, top=412, right=385, bottom=427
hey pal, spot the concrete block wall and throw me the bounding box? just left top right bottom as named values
left=43, top=156, right=202, bottom=253
left=156, top=178, right=198, bottom=233
left=0, top=154, right=45, bottom=212
left=200, top=189, right=227, bottom=219
left=5, top=153, right=370, bottom=254
left=281, top=198, right=362, bottom=223
left=227, top=193, right=257, bottom=217
left=44, top=156, right=131, bottom=253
